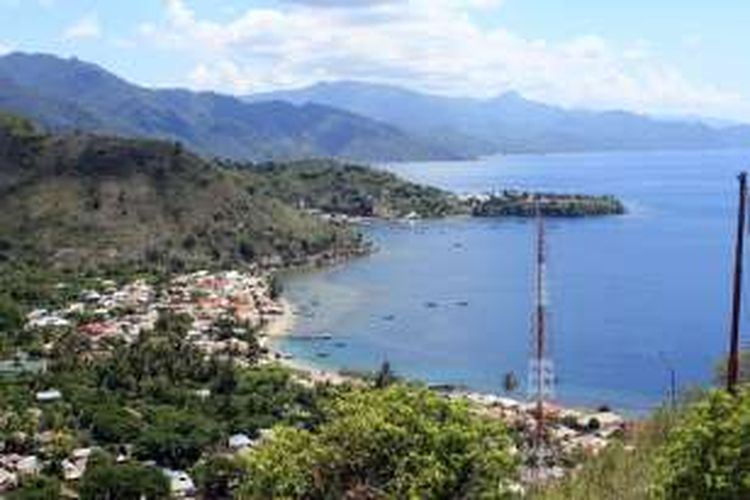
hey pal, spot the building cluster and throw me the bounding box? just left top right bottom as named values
left=1, top=270, right=286, bottom=496
left=453, top=391, right=627, bottom=482
left=25, top=270, right=283, bottom=359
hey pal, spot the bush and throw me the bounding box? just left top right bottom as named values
left=7, top=476, right=60, bottom=500
left=652, top=388, right=750, bottom=499
left=79, top=451, right=170, bottom=500
left=240, top=384, right=519, bottom=499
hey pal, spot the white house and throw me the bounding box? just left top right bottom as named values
left=164, top=469, right=196, bottom=498
left=228, top=433, right=253, bottom=451
left=35, top=389, right=62, bottom=403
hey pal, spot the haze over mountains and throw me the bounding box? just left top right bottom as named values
left=0, top=53, right=457, bottom=162
left=249, top=81, right=750, bottom=155
left=1, top=52, right=748, bottom=164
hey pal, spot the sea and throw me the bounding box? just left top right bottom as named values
left=273, top=149, right=750, bottom=413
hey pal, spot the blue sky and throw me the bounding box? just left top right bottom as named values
left=1, top=0, right=748, bottom=121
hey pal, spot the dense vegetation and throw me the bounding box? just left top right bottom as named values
left=0, top=303, right=522, bottom=498
left=239, top=384, right=519, bottom=499
left=535, top=383, right=750, bottom=500
left=651, top=389, right=750, bottom=499
left=247, top=160, right=464, bottom=218
left=0, top=310, right=322, bottom=496
left=0, top=112, right=367, bottom=273
left=472, top=192, right=626, bottom=217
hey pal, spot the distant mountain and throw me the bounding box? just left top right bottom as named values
left=248, top=81, right=750, bottom=154
left=0, top=53, right=460, bottom=162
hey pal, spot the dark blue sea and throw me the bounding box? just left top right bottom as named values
left=274, top=149, right=750, bottom=413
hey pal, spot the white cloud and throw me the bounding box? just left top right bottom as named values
left=63, top=12, right=102, bottom=40
left=0, top=41, right=11, bottom=55
left=143, top=0, right=747, bottom=119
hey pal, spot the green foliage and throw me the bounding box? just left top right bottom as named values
left=652, top=388, right=750, bottom=499
left=0, top=127, right=364, bottom=272
left=192, top=454, right=246, bottom=499
left=240, top=384, right=518, bottom=499
left=251, top=160, right=465, bottom=218
left=0, top=111, right=37, bottom=138
left=135, top=407, right=220, bottom=470
left=0, top=293, right=23, bottom=333
left=218, top=365, right=318, bottom=435
left=79, top=450, right=170, bottom=500
left=6, top=476, right=60, bottom=500
left=89, top=404, right=143, bottom=443
left=472, top=192, right=625, bottom=217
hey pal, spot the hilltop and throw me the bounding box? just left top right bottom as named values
left=0, top=53, right=460, bottom=162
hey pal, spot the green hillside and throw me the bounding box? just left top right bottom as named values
left=246, top=160, right=464, bottom=218
left=0, top=113, right=363, bottom=273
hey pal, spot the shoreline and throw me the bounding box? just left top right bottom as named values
left=260, top=289, right=637, bottom=418
left=260, top=296, right=356, bottom=386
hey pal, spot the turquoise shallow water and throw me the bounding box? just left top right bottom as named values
left=274, top=149, right=750, bottom=413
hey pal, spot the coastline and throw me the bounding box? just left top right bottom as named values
left=260, top=296, right=356, bottom=386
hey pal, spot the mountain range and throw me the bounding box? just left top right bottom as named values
left=0, top=53, right=457, bottom=162
left=248, top=81, right=750, bottom=155
left=1, top=52, right=748, bottom=163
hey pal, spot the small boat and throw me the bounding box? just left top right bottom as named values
left=316, top=352, right=330, bottom=358
left=382, top=314, right=396, bottom=321
left=424, top=301, right=438, bottom=309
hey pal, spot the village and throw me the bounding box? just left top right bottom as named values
left=1, top=268, right=628, bottom=497
left=0, top=269, right=287, bottom=496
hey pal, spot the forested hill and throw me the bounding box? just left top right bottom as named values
left=0, top=52, right=460, bottom=162
left=0, top=112, right=467, bottom=272
left=0, top=113, right=364, bottom=271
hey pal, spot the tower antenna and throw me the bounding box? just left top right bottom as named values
left=528, top=198, right=554, bottom=470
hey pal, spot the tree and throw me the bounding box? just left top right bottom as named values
left=0, top=294, right=22, bottom=333
left=502, top=371, right=519, bottom=395
left=90, top=405, right=143, bottom=444
left=7, top=476, right=60, bottom=500
left=135, top=408, right=220, bottom=470
left=240, top=384, right=518, bottom=499
left=192, top=455, right=246, bottom=499
left=374, top=359, right=394, bottom=389
left=79, top=451, right=170, bottom=500
left=268, top=275, right=283, bottom=300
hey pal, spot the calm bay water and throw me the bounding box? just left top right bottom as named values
left=275, top=149, right=750, bottom=412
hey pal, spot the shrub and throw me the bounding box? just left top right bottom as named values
left=652, top=388, right=750, bottom=499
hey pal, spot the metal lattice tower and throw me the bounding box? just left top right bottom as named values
left=527, top=200, right=555, bottom=469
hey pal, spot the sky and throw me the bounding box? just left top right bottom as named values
left=1, top=0, right=749, bottom=121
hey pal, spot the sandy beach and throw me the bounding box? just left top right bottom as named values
left=260, top=297, right=356, bottom=386
left=261, top=297, right=297, bottom=340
